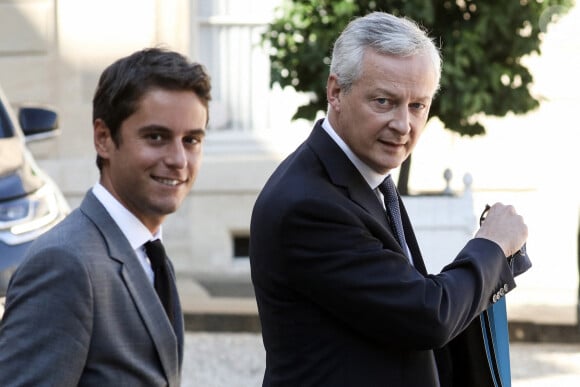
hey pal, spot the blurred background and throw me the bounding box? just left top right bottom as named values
left=0, top=0, right=578, bottom=379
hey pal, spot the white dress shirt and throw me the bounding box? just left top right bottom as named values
left=92, top=182, right=161, bottom=284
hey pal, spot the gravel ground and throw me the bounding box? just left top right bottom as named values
left=182, top=333, right=580, bottom=387
left=183, top=333, right=265, bottom=386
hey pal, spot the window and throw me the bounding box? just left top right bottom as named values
left=191, top=0, right=276, bottom=131
left=233, top=234, right=250, bottom=259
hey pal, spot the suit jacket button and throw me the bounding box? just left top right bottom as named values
left=503, top=284, right=509, bottom=292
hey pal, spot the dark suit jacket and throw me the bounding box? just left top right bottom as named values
left=250, top=120, right=516, bottom=387
left=0, top=191, right=183, bottom=386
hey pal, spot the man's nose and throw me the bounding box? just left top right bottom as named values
left=389, top=106, right=411, bottom=135
left=165, top=141, right=188, bottom=168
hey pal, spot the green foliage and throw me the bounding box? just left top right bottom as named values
left=264, top=0, right=574, bottom=136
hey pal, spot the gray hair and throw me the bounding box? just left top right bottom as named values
left=330, top=12, right=441, bottom=93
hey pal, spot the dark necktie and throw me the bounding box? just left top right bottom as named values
left=378, top=176, right=409, bottom=254
left=144, top=239, right=175, bottom=325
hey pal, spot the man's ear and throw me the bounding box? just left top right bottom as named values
left=326, top=74, right=342, bottom=112
left=94, top=118, right=112, bottom=159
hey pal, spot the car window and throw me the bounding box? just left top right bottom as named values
left=0, top=101, right=15, bottom=138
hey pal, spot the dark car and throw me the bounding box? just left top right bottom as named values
left=0, top=86, right=69, bottom=318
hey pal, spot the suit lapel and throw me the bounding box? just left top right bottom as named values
left=79, top=192, right=180, bottom=385
left=307, top=121, right=388, bottom=225
left=166, top=259, right=185, bottom=370
left=307, top=121, right=430, bottom=275
left=398, top=200, right=428, bottom=275
left=119, top=264, right=181, bottom=384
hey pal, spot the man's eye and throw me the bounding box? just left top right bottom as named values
left=147, top=133, right=164, bottom=141
left=184, top=136, right=202, bottom=145
left=375, top=98, right=388, bottom=105
left=410, top=103, right=426, bottom=110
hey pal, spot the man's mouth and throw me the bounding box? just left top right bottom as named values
left=153, top=176, right=184, bottom=186
left=379, top=139, right=406, bottom=148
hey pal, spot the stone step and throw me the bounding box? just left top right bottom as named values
left=177, top=277, right=580, bottom=342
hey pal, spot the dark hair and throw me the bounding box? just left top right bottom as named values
left=93, top=47, right=212, bottom=170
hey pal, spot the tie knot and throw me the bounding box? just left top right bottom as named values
left=144, top=239, right=167, bottom=267
left=379, top=175, right=398, bottom=205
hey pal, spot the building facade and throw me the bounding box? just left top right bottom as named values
left=1, top=0, right=578, bottom=317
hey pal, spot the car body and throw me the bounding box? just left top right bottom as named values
left=0, top=86, right=69, bottom=318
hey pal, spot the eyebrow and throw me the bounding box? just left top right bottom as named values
left=138, top=125, right=206, bottom=137
left=371, top=87, right=433, bottom=103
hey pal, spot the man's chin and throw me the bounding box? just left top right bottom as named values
left=160, top=204, right=181, bottom=215
left=151, top=199, right=182, bottom=217
left=373, top=161, right=404, bottom=175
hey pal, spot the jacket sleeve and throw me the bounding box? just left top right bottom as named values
left=0, top=245, right=92, bottom=386
left=278, top=196, right=516, bottom=349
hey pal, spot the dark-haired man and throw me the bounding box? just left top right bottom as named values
left=0, top=47, right=211, bottom=386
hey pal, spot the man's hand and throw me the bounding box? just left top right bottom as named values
left=475, top=203, right=528, bottom=258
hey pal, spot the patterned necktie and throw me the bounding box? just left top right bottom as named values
left=144, top=239, right=175, bottom=326
left=378, top=176, right=409, bottom=253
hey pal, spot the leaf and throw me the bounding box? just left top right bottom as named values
left=264, top=0, right=574, bottom=137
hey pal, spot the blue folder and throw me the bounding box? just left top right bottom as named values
left=482, top=244, right=531, bottom=387
left=481, top=297, right=511, bottom=387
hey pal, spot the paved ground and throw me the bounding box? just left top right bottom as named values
left=182, top=333, right=580, bottom=387
left=178, top=276, right=580, bottom=385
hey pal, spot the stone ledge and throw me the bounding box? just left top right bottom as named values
left=185, top=313, right=261, bottom=333
left=181, top=296, right=580, bottom=344
left=509, top=321, right=580, bottom=343
left=183, top=297, right=260, bottom=333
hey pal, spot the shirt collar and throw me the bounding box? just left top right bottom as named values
left=92, top=182, right=162, bottom=250
left=321, top=117, right=389, bottom=190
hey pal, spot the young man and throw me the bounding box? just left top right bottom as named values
left=250, top=12, right=530, bottom=386
left=0, top=47, right=211, bottom=386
